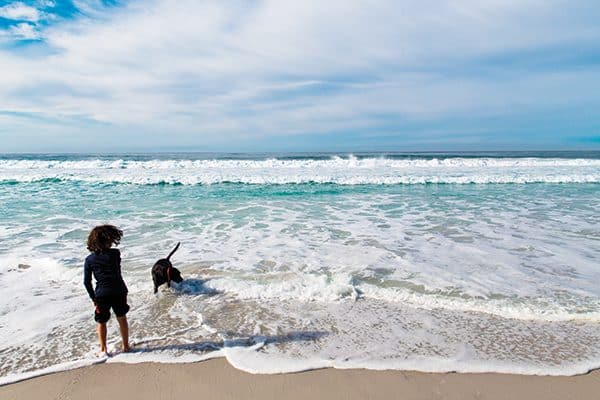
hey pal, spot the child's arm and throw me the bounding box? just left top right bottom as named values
left=83, top=258, right=96, bottom=302
left=113, top=249, right=129, bottom=293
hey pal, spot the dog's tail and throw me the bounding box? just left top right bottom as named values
left=166, top=242, right=180, bottom=261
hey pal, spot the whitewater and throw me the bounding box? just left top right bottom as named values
left=0, top=152, right=599, bottom=384
left=0, top=156, right=599, bottom=185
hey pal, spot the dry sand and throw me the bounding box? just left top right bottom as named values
left=1, top=359, right=599, bottom=400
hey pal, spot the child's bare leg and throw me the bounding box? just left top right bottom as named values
left=117, top=316, right=130, bottom=352
left=97, top=323, right=107, bottom=353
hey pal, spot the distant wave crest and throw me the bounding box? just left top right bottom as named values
left=1, top=157, right=599, bottom=185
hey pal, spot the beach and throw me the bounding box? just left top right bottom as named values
left=2, top=360, right=599, bottom=400
left=1, top=0, right=599, bottom=395
left=2, top=0, right=599, bottom=396
left=1, top=152, right=599, bottom=382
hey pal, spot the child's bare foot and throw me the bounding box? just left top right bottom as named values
left=122, top=345, right=131, bottom=353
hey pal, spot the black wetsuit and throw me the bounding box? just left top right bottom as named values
left=83, top=248, right=129, bottom=323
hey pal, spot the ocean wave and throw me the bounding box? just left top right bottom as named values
left=1, top=157, right=599, bottom=185
left=202, top=276, right=600, bottom=323
left=2, top=156, right=600, bottom=169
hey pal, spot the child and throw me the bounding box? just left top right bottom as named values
left=83, top=224, right=131, bottom=354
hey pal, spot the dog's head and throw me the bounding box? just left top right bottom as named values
left=168, top=266, right=183, bottom=283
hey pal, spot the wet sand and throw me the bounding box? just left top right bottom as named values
left=1, top=359, right=599, bottom=400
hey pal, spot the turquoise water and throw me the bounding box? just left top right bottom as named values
left=0, top=152, right=599, bottom=381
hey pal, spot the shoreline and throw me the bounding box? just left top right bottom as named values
left=1, top=359, right=599, bottom=400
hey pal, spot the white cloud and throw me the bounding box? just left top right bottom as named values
left=0, top=2, right=42, bottom=22
left=0, top=0, right=599, bottom=150
left=7, top=22, right=41, bottom=39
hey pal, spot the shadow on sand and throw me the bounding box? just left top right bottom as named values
left=130, top=331, right=328, bottom=354
left=144, top=278, right=326, bottom=355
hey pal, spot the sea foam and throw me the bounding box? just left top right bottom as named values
left=0, top=157, right=599, bottom=185
left=0, top=154, right=599, bottom=383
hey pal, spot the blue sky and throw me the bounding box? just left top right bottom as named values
left=0, top=0, right=599, bottom=152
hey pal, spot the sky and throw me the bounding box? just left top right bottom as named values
left=0, top=0, right=599, bottom=153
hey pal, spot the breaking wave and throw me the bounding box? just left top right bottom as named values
left=1, top=157, right=599, bottom=185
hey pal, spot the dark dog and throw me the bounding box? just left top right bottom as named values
left=151, top=242, right=183, bottom=293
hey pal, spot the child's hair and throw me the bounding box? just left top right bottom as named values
left=87, top=225, right=123, bottom=253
